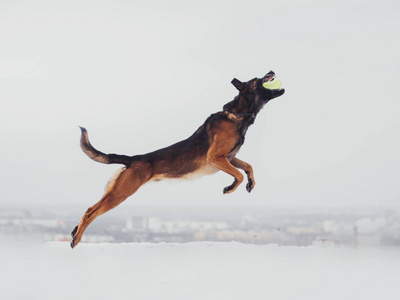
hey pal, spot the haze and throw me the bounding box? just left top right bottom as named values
left=1, top=0, right=399, bottom=210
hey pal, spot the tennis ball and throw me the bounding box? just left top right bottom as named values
left=263, top=80, right=282, bottom=90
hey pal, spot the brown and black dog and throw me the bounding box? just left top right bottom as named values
left=70, top=71, right=285, bottom=248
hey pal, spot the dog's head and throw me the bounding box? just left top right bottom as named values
left=224, top=71, right=285, bottom=115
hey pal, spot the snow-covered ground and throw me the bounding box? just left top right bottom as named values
left=1, top=241, right=399, bottom=300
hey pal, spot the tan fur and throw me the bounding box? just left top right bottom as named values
left=72, top=162, right=152, bottom=247
left=105, top=167, right=126, bottom=193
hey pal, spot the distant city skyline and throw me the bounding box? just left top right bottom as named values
left=1, top=205, right=399, bottom=248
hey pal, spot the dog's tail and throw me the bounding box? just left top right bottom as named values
left=79, top=127, right=133, bottom=167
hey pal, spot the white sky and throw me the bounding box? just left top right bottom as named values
left=1, top=0, right=399, bottom=210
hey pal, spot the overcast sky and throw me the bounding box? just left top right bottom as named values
left=1, top=0, right=399, bottom=211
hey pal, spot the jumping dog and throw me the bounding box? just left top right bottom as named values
left=71, top=71, right=285, bottom=248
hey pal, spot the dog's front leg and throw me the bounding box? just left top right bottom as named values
left=208, top=155, right=244, bottom=194
left=231, top=157, right=255, bottom=193
left=206, top=133, right=244, bottom=194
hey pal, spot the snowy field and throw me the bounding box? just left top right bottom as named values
left=1, top=241, right=399, bottom=300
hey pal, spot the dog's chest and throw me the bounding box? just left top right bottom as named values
left=227, top=144, right=242, bottom=161
left=227, top=126, right=248, bottom=160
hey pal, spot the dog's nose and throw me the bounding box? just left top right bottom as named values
left=262, top=71, right=276, bottom=83
left=264, top=70, right=275, bottom=77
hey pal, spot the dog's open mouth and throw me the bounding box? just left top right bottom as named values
left=262, top=70, right=283, bottom=91
left=262, top=71, right=276, bottom=84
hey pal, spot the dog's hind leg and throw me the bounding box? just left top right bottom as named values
left=71, top=161, right=152, bottom=249
left=231, top=157, right=255, bottom=193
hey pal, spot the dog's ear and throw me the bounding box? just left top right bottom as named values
left=231, top=78, right=245, bottom=92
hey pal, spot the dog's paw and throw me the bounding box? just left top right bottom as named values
left=223, top=186, right=231, bottom=194
left=223, top=185, right=235, bottom=194
left=71, top=225, right=78, bottom=238
left=246, top=179, right=255, bottom=193
left=223, top=179, right=241, bottom=194
left=70, top=226, right=78, bottom=249
left=246, top=182, right=252, bottom=193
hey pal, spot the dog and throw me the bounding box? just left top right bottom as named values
left=70, top=71, right=285, bottom=248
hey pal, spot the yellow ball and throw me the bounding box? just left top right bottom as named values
left=263, top=80, right=282, bottom=90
